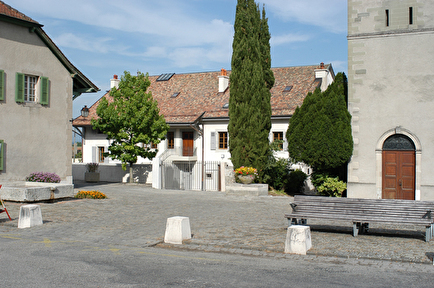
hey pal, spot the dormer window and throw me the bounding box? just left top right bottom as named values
left=171, top=92, right=180, bottom=98
left=283, top=86, right=293, bottom=93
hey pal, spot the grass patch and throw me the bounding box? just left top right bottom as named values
left=268, top=188, right=289, bottom=197
left=75, top=190, right=107, bottom=199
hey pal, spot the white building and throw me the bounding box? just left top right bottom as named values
left=73, top=64, right=334, bottom=189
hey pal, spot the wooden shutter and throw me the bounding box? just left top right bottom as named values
left=0, top=140, right=4, bottom=171
left=92, top=146, right=98, bottom=163
left=210, top=132, right=216, bottom=150
left=15, top=73, right=24, bottom=103
left=40, top=76, right=49, bottom=105
left=0, top=70, right=4, bottom=101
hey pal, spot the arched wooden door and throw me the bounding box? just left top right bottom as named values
left=382, top=135, right=415, bottom=200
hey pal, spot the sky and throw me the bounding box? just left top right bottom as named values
left=7, top=0, right=348, bottom=118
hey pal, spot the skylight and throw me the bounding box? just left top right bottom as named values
left=222, top=103, right=229, bottom=109
left=156, top=73, right=175, bottom=81
left=283, top=86, right=293, bottom=92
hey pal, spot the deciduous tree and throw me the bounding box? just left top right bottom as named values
left=92, top=71, right=169, bottom=183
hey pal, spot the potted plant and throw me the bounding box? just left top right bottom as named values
left=234, top=166, right=257, bottom=184
left=85, top=163, right=100, bottom=183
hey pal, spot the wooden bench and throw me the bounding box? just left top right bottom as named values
left=285, top=195, right=434, bottom=242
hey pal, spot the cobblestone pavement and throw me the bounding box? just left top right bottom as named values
left=1, top=183, right=433, bottom=264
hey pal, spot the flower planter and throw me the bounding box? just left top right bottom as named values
left=237, top=175, right=255, bottom=184
left=85, top=172, right=100, bottom=183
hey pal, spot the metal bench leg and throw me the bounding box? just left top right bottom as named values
left=425, top=226, right=431, bottom=242
left=353, top=222, right=359, bottom=237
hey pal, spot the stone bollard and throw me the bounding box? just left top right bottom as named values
left=284, top=225, right=312, bottom=255
left=164, top=216, right=191, bottom=244
left=18, top=204, right=43, bottom=229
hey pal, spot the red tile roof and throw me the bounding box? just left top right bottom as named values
left=0, top=1, right=39, bottom=24
left=73, top=64, right=331, bottom=126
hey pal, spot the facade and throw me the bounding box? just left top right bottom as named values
left=347, top=0, right=434, bottom=200
left=73, top=64, right=334, bottom=188
left=0, top=2, right=98, bottom=184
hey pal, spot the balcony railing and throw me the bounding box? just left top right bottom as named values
left=160, top=146, right=197, bottom=161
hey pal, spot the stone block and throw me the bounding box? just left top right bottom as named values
left=225, top=183, right=268, bottom=196
left=164, top=216, right=191, bottom=244
left=18, top=204, right=43, bottom=229
left=284, top=225, right=312, bottom=255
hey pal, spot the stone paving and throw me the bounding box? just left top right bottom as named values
left=0, top=183, right=433, bottom=264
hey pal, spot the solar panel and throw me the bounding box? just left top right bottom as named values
left=156, top=73, right=175, bottom=81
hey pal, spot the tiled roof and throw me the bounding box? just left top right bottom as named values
left=73, top=64, right=331, bottom=126
left=0, top=1, right=39, bottom=24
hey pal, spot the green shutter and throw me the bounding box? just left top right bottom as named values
left=0, top=70, right=4, bottom=101
left=40, top=76, right=49, bottom=105
left=0, top=140, right=4, bottom=171
left=15, top=73, right=24, bottom=103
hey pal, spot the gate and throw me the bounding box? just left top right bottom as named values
left=161, top=161, right=221, bottom=191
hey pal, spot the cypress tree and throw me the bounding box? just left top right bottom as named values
left=229, top=0, right=273, bottom=174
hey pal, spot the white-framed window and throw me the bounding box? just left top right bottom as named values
left=24, top=75, right=37, bottom=102
left=15, top=73, right=49, bottom=105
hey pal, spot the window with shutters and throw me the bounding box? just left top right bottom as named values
left=219, top=132, right=228, bottom=149
left=15, top=73, right=49, bottom=105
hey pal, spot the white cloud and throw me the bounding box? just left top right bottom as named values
left=271, top=33, right=311, bottom=46
left=263, top=0, right=347, bottom=33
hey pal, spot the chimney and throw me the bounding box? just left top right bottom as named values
left=314, top=63, right=330, bottom=92
left=218, top=69, right=229, bottom=93
left=110, top=74, right=120, bottom=89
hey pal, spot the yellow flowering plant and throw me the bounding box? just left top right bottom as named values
left=74, top=190, right=107, bottom=199
left=234, top=166, right=258, bottom=176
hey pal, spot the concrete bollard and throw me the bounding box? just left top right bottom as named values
left=164, top=216, right=191, bottom=244
left=284, top=225, right=312, bottom=255
left=18, top=204, right=43, bottom=229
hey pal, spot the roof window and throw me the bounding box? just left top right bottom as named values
left=157, top=73, right=175, bottom=81
left=171, top=92, right=180, bottom=98
left=222, top=103, right=229, bottom=109
left=283, top=86, right=293, bottom=92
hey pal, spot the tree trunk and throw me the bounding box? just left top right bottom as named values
left=129, top=163, right=134, bottom=183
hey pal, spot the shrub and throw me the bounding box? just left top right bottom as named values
left=262, top=158, right=291, bottom=191
left=86, top=163, right=99, bottom=172
left=311, top=172, right=347, bottom=197
left=74, top=190, right=107, bottom=199
left=285, top=170, right=308, bottom=195
left=26, top=172, right=61, bottom=183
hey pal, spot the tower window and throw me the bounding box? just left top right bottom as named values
left=409, top=7, right=413, bottom=25
left=385, top=9, right=389, bottom=27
